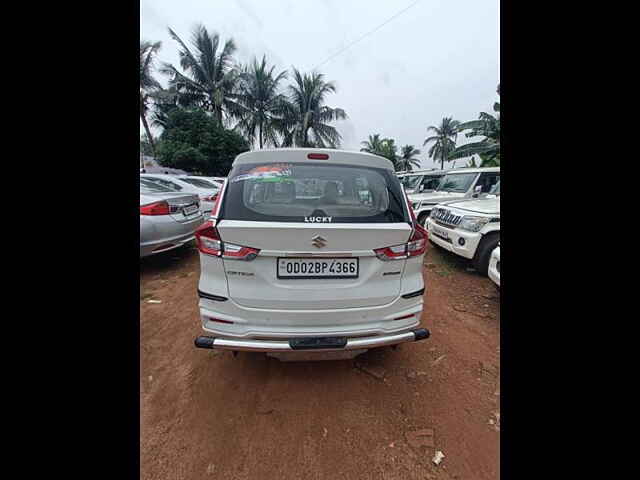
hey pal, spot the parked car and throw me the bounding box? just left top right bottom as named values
left=193, top=148, right=430, bottom=360
left=180, top=176, right=223, bottom=193
left=410, top=167, right=500, bottom=226
left=140, top=174, right=219, bottom=218
left=424, top=181, right=500, bottom=275
left=401, top=169, right=448, bottom=194
left=488, top=244, right=500, bottom=287
left=140, top=178, right=205, bottom=257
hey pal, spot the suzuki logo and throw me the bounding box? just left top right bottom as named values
left=311, top=235, right=327, bottom=248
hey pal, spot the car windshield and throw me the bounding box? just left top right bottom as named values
left=140, top=178, right=174, bottom=193
left=181, top=177, right=219, bottom=189
left=402, top=175, right=423, bottom=189
left=223, top=162, right=409, bottom=223
left=435, top=173, right=477, bottom=193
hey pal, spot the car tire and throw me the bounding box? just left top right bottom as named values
left=472, top=233, right=500, bottom=276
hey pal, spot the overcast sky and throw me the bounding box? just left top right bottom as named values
left=141, top=0, right=499, bottom=169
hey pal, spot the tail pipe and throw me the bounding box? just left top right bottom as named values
left=194, top=336, right=216, bottom=349
left=412, top=328, right=430, bottom=341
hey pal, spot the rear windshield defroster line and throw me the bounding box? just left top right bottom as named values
left=220, top=162, right=410, bottom=224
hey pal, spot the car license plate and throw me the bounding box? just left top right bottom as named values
left=277, top=257, right=359, bottom=279
left=183, top=204, right=199, bottom=216
left=432, top=227, right=449, bottom=239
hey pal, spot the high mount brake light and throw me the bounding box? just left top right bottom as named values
left=307, top=153, right=329, bottom=160
left=195, top=221, right=260, bottom=260
left=140, top=201, right=171, bottom=216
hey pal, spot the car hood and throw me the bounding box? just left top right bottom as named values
left=408, top=191, right=466, bottom=203
left=438, top=197, right=500, bottom=215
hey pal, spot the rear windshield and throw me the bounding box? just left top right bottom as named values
left=181, top=177, right=219, bottom=189
left=221, top=162, right=409, bottom=223
left=141, top=176, right=183, bottom=191
left=139, top=178, right=173, bottom=193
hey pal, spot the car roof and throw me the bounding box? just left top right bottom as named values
left=233, top=148, right=395, bottom=171
left=404, top=169, right=448, bottom=176
left=444, top=167, right=500, bottom=174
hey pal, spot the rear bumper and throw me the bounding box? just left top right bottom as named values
left=140, top=232, right=196, bottom=257
left=140, top=214, right=204, bottom=257
left=194, top=328, right=430, bottom=352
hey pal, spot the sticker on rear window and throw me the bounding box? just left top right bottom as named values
left=231, top=163, right=293, bottom=183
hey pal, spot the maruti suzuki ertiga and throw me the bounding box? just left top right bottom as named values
left=194, top=149, right=430, bottom=360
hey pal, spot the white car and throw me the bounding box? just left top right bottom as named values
left=140, top=174, right=219, bottom=218
left=425, top=181, right=500, bottom=275
left=182, top=176, right=225, bottom=189
left=410, top=167, right=500, bottom=226
left=400, top=169, right=448, bottom=194
left=488, top=245, right=500, bottom=287
left=193, top=148, right=430, bottom=360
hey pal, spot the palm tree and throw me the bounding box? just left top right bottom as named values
left=360, top=134, right=400, bottom=168
left=160, top=25, right=241, bottom=126
left=149, top=87, right=179, bottom=130
left=397, top=145, right=422, bottom=171
left=235, top=55, right=289, bottom=148
left=423, top=117, right=460, bottom=170
left=140, top=40, right=162, bottom=155
left=360, top=134, right=385, bottom=155
left=450, top=85, right=500, bottom=162
left=278, top=69, right=347, bottom=148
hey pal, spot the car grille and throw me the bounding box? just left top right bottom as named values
left=431, top=207, right=462, bottom=228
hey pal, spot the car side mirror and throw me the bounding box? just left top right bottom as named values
left=472, top=185, right=482, bottom=197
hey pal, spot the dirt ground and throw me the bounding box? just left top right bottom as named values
left=140, top=241, right=500, bottom=480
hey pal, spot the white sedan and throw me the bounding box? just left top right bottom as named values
left=488, top=245, right=500, bottom=287
left=141, top=174, right=219, bottom=218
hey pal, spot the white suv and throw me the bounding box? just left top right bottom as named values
left=425, top=181, right=500, bottom=275
left=193, top=149, right=430, bottom=360
left=410, top=167, right=500, bottom=226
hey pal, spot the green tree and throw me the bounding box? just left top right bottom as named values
left=360, top=134, right=400, bottom=169
left=397, top=145, right=422, bottom=171
left=156, top=109, right=249, bottom=175
left=423, top=117, right=460, bottom=170
left=235, top=55, right=289, bottom=148
left=278, top=69, right=347, bottom=148
left=161, top=25, right=241, bottom=126
left=360, top=134, right=385, bottom=155
left=140, top=134, right=154, bottom=157
left=140, top=40, right=162, bottom=155
left=450, top=84, right=500, bottom=162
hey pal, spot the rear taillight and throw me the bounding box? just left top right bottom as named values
left=374, top=224, right=428, bottom=261
left=407, top=223, right=428, bottom=256
left=195, top=221, right=260, bottom=260
left=140, top=201, right=170, bottom=216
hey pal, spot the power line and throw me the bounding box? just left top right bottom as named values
left=312, top=0, right=423, bottom=71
